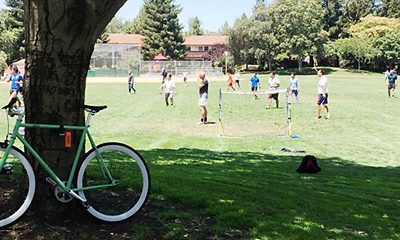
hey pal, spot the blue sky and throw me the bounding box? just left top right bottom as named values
left=0, top=0, right=270, bottom=31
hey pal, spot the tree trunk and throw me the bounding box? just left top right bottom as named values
left=268, top=57, right=273, bottom=72
left=298, top=58, right=303, bottom=72
left=357, top=58, right=361, bottom=70
left=24, top=0, right=126, bottom=218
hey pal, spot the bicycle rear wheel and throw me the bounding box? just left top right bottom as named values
left=0, top=147, right=36, bottom=228
left=77, top=142, right=150, bottom=222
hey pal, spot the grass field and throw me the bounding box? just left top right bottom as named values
left=2, top=68, right=400, bottom=239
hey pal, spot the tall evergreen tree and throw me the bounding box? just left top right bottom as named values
left=218, top=21, right=231, bottom=35
left=125, top=6, right=146, bottom=34
left=342, top=0, right=374, bottom=24
left=322, top=0, right=345, bottom=40
left=141, top=0, right=185, bottom=60
left=187, top=17, right=204, bottom=36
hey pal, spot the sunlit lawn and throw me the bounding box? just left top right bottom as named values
left=2, top=68, right=400, bottom=239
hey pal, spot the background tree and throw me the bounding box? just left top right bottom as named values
left=340, top=0, right=374, bottom=36
left=0, top=0, right=24, bottom=63
left=141, top=0, right=185, bottom=60
left=24, top=0, right=127, bottom=215
left=322, top=0, right=345, bottom=40
left=125, top=6, right=146, bottom=34
left=228, top=14, right=254, bottom=68
left=327, top=37, right=377, bottom=70
left=248, top=4, right=280, bottom=71
left=380, top=0, right=400, bottom=18
left=187, top=17, right=204, bottom=36
left=97, top=17, right=127, bottom=43
left=274, top=0, right=327, bottom=71
left=218, top=21, right=231, bottom=35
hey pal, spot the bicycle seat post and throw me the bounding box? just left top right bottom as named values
left=85, top=111, right=95, bottom=126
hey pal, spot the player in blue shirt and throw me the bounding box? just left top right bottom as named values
left=250, top=73, right=260, bottom=100
left=6, top=66, right=24, bottom=107
left=386, top=70, right=398, bottom=98
left=7, top=66, right=24, bottom=94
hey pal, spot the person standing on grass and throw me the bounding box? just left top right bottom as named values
left=160, top=67, right=168, bottom=93
left=128, top=70, right=136, bottom=94
left=267, top=72, right=280, bottom=109
left=250, top=73, right=260, bottom=100
left=164, top=74, right=176, bottom=106
left=288, top=72, right=299, bottom=103
left=234, top=71, right=241, bottom=88
left=7, top=66, right=23, bottom=107
left=387, top=70, right=398, bottom=98
left=314, top=67, right=329, bottom=119
left=227, top=73, right=235, bottom=91
left=183, top=71, right=188, bottom=86
left=198, top=72, right=209, bottom=124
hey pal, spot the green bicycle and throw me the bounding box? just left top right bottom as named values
left=0, top=100, right=150, bottom=228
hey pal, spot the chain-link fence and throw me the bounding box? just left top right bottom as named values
left=89, top=44, right=223, bottom=78
left=89, top=44, right=141, bottom=77
left=139, top=61, right=223, bottom=77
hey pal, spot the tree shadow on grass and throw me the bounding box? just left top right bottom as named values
left=275, top=67, right=338, bottom=76
left=142, top=148, right=400, bottom=240
left=3, top=148, right=400, bottom=240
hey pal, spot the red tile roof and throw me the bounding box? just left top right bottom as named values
left=107, top=34, right=144, bottom=45
left=184, top=35, right=227, bottom=46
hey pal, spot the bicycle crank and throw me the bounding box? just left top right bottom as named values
left=54, top=181, right=73, bottom=203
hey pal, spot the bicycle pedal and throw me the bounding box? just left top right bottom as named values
left=46, top=177, right=58, bottom=187
left=0, top=164, right=12, bottom=175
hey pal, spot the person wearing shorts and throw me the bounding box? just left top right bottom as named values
left=198, top=72, right=209, bottom=124
left=386, top=70, right=398, bottom=98
left=227, top=73, right=235, bottom=91
left=315, top=69, right=329, bottom=119
left=288, top=72, right=299, bottom=103
left=250, top=73, right=260, bottom=100
left=234, top=72, right=241, bottom=88
left=267, top=72, right=280, bottom=109
left=183, top=71, right=188, bottom=86
left=7, top=66, right=23, bottom=107
left=164, top=74, right=175, bottom=106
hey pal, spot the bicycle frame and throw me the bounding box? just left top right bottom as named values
left=0, top=114, right=115, bottom=195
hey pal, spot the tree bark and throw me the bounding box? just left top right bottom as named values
left=24, top=0, right=126, bottom=217
left=298, top=58, right=303, bottom=72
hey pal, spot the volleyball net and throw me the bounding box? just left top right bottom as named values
left=218, top=89, right=294, bottom=137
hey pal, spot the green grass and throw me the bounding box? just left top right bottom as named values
left=2, top=68, right=400, bottom=239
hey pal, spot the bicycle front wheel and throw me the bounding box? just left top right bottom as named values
left=0, top=147, right=36, bottom=228
left=77, top=143, right=150, bottom=222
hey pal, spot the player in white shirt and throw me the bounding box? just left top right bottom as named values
left=267, top=72, right=280, bottom=109
left=234, top=72, right=241, bottom=88
left=288, top=72, right=299, bottom=103
left=164, top=74, right=176, bottom=106
left=315, top=68, right=329, bottom=119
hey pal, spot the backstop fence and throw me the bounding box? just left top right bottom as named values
left=89, top=44, right=223, bottom=78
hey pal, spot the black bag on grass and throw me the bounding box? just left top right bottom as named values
left=297, top=155, right=321, bottom=173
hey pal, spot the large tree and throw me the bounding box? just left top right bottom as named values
left=322, top=0, right=345, bottom=40
left=274, top=0, right=327, bottom=71
left=248, top=4, right=280, bottom=71
left=141, top=0, right=185, bottom=60
left=228, top=14, right=254, bottom=67
left=24, top=0, right=127, bottom=215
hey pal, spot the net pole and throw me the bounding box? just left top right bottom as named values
left=218, top=88, right=224, bottom=136
left=286, top=89, right=292, bottom=137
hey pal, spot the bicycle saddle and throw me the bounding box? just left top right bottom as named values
left=83, top=105, right=107, bottom=113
